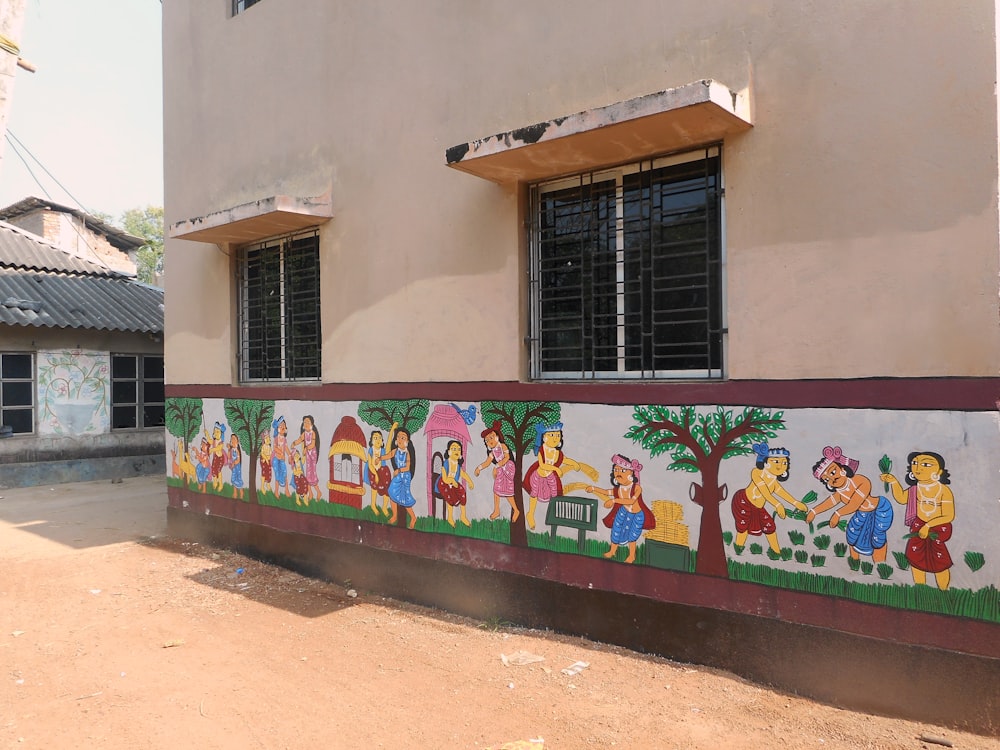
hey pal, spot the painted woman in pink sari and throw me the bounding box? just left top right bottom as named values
left=292, top=415, right=322, bottom=504
left=474, top=421, right=518, bottom=523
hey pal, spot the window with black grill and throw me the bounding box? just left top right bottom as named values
left=111, top=354, right=165, bottom=429
left=0, top=352, right=34, bottom=434
left=232, top=0, right=263, bottom=15
left=529, top=146, right=723, bottom=380
left=238, top=229, right=321, bottom=383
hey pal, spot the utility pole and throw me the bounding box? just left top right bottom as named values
left=0, top=0, right=29, bottom=170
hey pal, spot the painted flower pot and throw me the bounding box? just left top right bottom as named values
left=51, top=399, right=99, bottom=433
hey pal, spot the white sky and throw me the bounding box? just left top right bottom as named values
left=0, top=0, right=163, bottom=223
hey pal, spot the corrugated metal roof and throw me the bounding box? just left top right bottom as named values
left=0, top=223, right=163, bottom=334
left=0, top=268, right=163, bottom=334
left=0, top=220, right=125, bottom=277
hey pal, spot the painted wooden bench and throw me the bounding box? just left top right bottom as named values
left=545, top=495, right=599, bottom=552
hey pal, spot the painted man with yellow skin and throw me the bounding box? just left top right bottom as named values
left=258, top=429, right=273, bottom=496
left=731, top=443, right=808, bottom=555
left=521, top=422, right=598, bottom=530
left=880, top=451, right=956, bottom=590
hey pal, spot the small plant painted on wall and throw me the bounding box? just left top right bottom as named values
left=165, top=396, right=997, bottom=624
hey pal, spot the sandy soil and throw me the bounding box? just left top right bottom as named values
left=0, top=477, right=997, bottom=750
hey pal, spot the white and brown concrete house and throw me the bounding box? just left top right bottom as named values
left=0, top=219, right=164, bottom=486
left=162, top=1, right=1000, bottom=731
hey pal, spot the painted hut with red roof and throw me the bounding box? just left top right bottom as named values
left=327, top=415, right=366, bottom=507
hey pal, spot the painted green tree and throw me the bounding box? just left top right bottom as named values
left=224, top=398, right=275, bottom=504
left=165, top=397, right=204, bottom=485
left=358, top=399, right=430, bottom=527
left=479, top=400, right=561, bottom=548
left=627, top=405, right=785, bottom=578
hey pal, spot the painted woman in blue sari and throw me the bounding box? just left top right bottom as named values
left=386, top=423, right=418, bottom=529
left=586, top=454, right=655, bottom=564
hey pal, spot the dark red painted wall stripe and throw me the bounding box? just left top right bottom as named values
left=166, top=378, right=1000, bottom=411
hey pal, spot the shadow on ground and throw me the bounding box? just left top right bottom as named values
left=141, top=535, right=360, bottom=619
left=0, top=476, right=168, bottom=552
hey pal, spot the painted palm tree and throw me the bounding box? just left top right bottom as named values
left=224, top=398, right=275, bottom=504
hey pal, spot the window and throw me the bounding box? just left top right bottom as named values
left=333, top=455, right=361, bottom=485
left=0, top=352, right=34, bottom=433
left=238, top=229, right=321, bottom=382
left=529, top=146, right=723, bottom=380
left=232, top=0, right=262, bottom=14
left=111, top=355, right=165, bottom=429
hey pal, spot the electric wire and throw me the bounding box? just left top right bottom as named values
left=4, top=134, right=52, bottom=201
left=3, top=132, right=118, bottom=273
left=7, top=130, right=93, bottom=214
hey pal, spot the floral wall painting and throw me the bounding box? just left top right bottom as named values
left=37, top=350, right=110, bottom=435
left=166, top=397, right=1000, bottom=625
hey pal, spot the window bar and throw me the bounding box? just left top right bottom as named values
left=614, top=172, right=626, bottom=376
left=578, top=173, right=588, bottom=380
left=703, top=146, right=717, bottom=377
left=279, top=242, right=288, bottom=381
left=239, top=256, right=249, bottom=381
left=643, top=162, right=655, bottom=378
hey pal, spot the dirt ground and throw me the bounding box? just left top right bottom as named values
left=1, top=477, right=997, bottom=750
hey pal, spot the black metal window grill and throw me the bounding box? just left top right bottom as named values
left=529, top=146, right=723, bottom=380
left=0, top=352, right=34, bottom=434
left=238, top=229, right=321, bottom=383
left=111, top=354, right=165, bottom=429
left=232, top=0, right=263, bottom=15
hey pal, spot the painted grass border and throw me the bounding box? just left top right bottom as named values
left=170, top=480, right=999, bottom=625
left=731, top=560, right=1000, bottom=622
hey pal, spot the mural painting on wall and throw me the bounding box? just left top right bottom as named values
left=37, top=350, right=110, bottom=435
left=165, top=396, right=997, bottom=624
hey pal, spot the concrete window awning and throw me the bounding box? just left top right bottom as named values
left=446, top=79, right=752, bottom=184
left=168, top=193, right=333, bottom=245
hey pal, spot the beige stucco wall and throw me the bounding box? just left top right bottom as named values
left=0, top=326, right=163, bottom=356
left=163, top=0, right=1000, bottom=385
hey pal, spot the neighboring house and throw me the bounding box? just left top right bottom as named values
left=0, top=196, right=144, bottom=277
left=162, top=1, right=1000, bottom=731
left=0, top=220, right=165, bottom=487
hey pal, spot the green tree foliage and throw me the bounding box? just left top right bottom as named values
left=358, top=399, right=429, bottom=435
left=479, top=400, right=561, bottom=548
left=224, top=398, right=275, bottom=504
left=120, top=205, right=163, bottom=284
left=165, top=397, right=203, bottom=448
left=627, top=405, right=786, bottom=577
